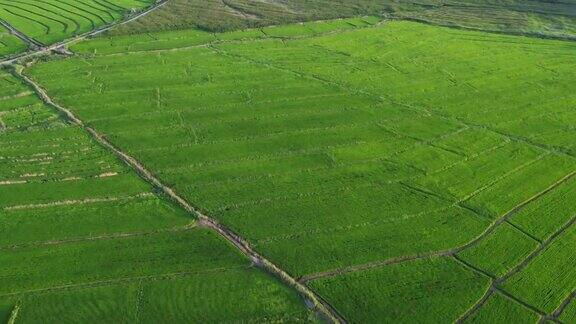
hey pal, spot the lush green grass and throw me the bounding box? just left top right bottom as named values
left=0, top=0, right=154, bottom=45
left=310, top=257, right=490, bottom=323
left=457, top=223, right=539, bottom=277
left=109, top=0, right=576, bottom=39
left=464, top=154, right=576, bottom=218
left=0, top=68, right=312, bottom=322
left=464, top=292, right=539, bottom=323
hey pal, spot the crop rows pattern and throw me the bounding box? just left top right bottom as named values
left=0, top=69, right=314, bottom=322
left=19, top=18, right=576, bottom=322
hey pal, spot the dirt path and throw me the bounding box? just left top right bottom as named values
left=13, top=69, right=346, bottom=324
left=0, top=0, right=168, bottom=66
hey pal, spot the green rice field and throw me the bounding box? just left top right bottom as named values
left=1, top=1, right=576, bottom=322
left=0, top=69, right=313, bottom=322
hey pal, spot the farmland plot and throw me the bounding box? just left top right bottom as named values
left=457, top=223, right=538, bottom=278
left=72, top=17, right=381, bottom=55
left=26, top=43, right=491, bottom=276
left=502, top=221, right=576, bottom=313
left=309, top=257, right=490, bottom=323
left=22, top=19, right=576, bottom=321
left=463, top=292, right=539, bottom=323
left=0, top=229, right=313, bottom=323
left=510, top=175, right=576, bottom=241
left=0, top=69, right=312, bottom=321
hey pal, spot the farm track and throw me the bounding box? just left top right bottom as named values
left=0, top=0, right=169, bottom=66
left=14, top=69, right=346, bottom=324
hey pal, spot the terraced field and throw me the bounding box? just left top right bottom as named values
left=0, top=0, right=155, bottom=49
left=1, top=1, right=575, bottom=323
left=11, top=15, right=573, bottom=322
left=0, top=26, right=26, bottom=57
left=0, top=69, right=314, bottom=322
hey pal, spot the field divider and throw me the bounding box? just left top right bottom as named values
left=13, top=68, right=346, bottom=324
left=3, top=192, right=154, bottom=211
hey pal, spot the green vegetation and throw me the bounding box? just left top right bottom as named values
left=1, top=1, right=575, bottom=321
left=1, top=268, right=313, bottom=323
left=464, top=292, right=539, bottom=323
left=72, top=16, right=380, bottom=55
left=503, top=222, right=576, bottom=313
left=0, top=69, right=312, bottom=321
left=457, top=223, right=538, bottom=277
left=0, top=0, right=154, bottom=45
left=28, top=21, right=576, bottom=281
left=110, top=0, right=576, bottom=39
left=510, top=175, right=576, bottom=240
left=310, top=257, right=490, bottom=323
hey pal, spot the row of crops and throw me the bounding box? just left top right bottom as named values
left=23, top=19, right=576, bottom=322
left=0, top=69, right=313, bottom=322
left=0, top=0, right=156, bottom=58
